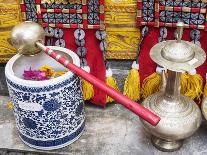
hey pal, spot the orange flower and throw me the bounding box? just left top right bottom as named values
left=54, top=71, right=66, bottom=76
left=39, top=65, right=55, bottom=77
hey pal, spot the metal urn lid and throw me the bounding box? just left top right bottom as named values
left=150, top=22, right=206, bottom=72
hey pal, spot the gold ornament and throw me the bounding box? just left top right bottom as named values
left=105, top=0, right=140, bottom=59
left=106, top=28, right=140, bottom=59
left=0, top=0, right=21, bottom=63
left=0, top=2, right=21, bottom=27
left=0, top=31, right=17, bottom=63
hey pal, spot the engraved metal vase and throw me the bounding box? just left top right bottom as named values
left=140, top=22, right=206, bottom=152
left=202, top=96, right=207, bottom=120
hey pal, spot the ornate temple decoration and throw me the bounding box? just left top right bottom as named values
left=0, top=0, right=21, bottom=63
left=20, top=0, right=105, bottom=49
left=41, top=0, right=81, bottom=3
left=20, top=0, right=105, bottom=30
left=19, top=0, right=108, bottom=104
left=137, top=0, right=207, bottom=30
left=44, top=27, right=65, bottom=46
left=190, top=29, right=201, bottom=46
left=74, top=28, right=87, bottom=67
left=105, top=0, right=140, bottom=59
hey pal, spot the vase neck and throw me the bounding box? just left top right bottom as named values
left=164, top=71, right=181, bottom=99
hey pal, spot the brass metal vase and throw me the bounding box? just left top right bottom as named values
left=140, top=22, right=206, bottom=152
left=202, top=96, right=207, bottom=120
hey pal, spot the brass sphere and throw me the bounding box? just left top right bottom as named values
left=10, top=21, right=45, bottom=56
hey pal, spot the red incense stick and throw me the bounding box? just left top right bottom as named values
left=36, top=42, right=160, bottom=126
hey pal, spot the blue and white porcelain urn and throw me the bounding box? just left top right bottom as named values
left=5, top=46, right=85, bottom=150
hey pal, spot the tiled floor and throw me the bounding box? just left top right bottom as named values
left=1, top=61, right=207, bottom=155
left=0, top=96, right=207, bottom=155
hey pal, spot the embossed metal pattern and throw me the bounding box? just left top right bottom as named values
left=150, top=40, right=206, bottom=72
left=150, top=22, right=206, bottom=72
left=141, top=71, right=202, bottom=151
left=202, top=97, right=207, bottom=120
left=137, top=0, right=207, bottom=30
left=140, top=23, right=205, bottom=151
left=20, top=0, right=105, bottom=30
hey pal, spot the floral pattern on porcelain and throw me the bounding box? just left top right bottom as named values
left=6, top=75, right=85, bottom=141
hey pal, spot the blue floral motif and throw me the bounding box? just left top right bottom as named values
left=43, top=99, right=61, bottom=111
left=6, top=75, right=77, bottom=93
left=23, top=118, right=37, bottom=129
left=6, top=74, right=85, bottom=149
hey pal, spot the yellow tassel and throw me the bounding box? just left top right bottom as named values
left=123, top=61, right=140, bottom=101
left=191, top=74, right=203, bottom=100
left=180, top=72, right=189, bottom=95
left=82, top=79, right=94, bottom=100
left=7, top=102, right=13, bottom=109
left=204, top=74, right=207, bottom=97
left=141, top=72, right=162, bottom=99
left=204, top=84, right=207, bottom=97
left=81, top=66, right=94, bottom=101
left=181, top=71, right=203, bottom=101
left=106, top=68, right=119, bottom=103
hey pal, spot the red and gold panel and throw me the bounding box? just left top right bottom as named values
left=19, top=0, right=107, bottom=106
left=137, top=0, right=207, bottom=30
left=20, top=0, right=105, bottom=30
left=137, top=0, right=207, bottom=86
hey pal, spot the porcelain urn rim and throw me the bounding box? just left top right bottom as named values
left=5, top=46, right=80, bottom=87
